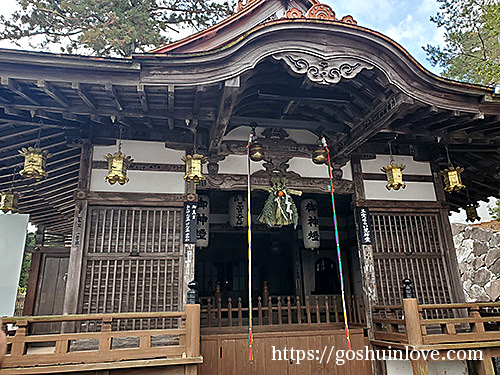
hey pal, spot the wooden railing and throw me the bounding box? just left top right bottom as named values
left=200, top=295, right=365, bottom=329
left=1, top=305, right=201, bottom=373
left=372, top=300, right=500, bottom=348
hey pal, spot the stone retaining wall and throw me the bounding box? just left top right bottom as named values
left=452, top=223, right=500, bottom=301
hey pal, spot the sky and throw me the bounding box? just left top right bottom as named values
left=0, top=0, right=496, bottom=223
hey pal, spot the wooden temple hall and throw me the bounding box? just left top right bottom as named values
left=1, top=0, right=500, bottom=374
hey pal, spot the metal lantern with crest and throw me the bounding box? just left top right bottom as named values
left=19, top=147, right=51, bottom=179
left=105, top=151, right=133, bottom=185
left=312, top=146, right=327, bottom=165
left=182, top=154, right=207, bottom=183
left=381, top=141, right=406, bottom=191
left=0, top=191, right=19, bottom=213
left=465, top=202, right=480, bottom=222
left=104, top=126, right=134, bottom=185
left=441, top=146, right=466, bottom=193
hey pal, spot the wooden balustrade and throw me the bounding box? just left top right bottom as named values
left=0, top=305, right=202, bottom=374
left=372, top=300, right=500, bottom=348
left=200, top=294, right=365, bottom=329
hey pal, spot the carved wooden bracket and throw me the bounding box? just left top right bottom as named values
left=272, top=53, right=373, bottom=86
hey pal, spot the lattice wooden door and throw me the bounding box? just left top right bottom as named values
left=371, top=211, right=454, bottom=306
left=80, top=207, right=184, bottom=320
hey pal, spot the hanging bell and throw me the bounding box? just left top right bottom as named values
left=104, top=152, right=134, bottom=185
left=19, top=147, right=51, bottom=179
left=441, top=166, right=466, bottom=193
left=465, top=202, right=480, bottom=222
left=381, top=163, right=406, bottom=190
left=312, top=147, right=327, bottom=165
left=0, top=191, right=19, bottom=213
left=182, top=154, right=207, bottom=183
left=249, top=142, right=265, bottom=162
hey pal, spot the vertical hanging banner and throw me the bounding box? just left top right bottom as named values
left=301, top=199, right=320, bottom=250
left=196, top=195, right=210, bottom=248
left=356, top=207, right=373, bottom=244
left=183, top=201, right=198, bottom=244
left=229, top=194, right=248, bottom=228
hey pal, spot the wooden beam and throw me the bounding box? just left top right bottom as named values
left=137, top=84, right=148, bottom=112
left=1, top=77, right=40, bottom=105
left=192, top=85, right=204, bottom=118
left=210, top=78, right=240, bottom=153
left=167, top=85, right=175, bottom=129
left=335, top=93, right=414, bottom=157
left=105, top=83, right=123, bottom=111
left=230, top=115, right=345, bottom=132
left=72, top=82, right=97, bottom=110
left=37, top=80, right=69, bottom=108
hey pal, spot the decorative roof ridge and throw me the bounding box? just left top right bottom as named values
left=286, top=3, right=357, bottom=24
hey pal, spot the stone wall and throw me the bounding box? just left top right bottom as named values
left=452, top=223, right=500, bottom=301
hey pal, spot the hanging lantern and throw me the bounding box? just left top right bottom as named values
left=301, top=199, right=320, bottom=250
left=196, top=195, right=210, bottom=248
left=441, top=166, right=465, bottom=193
left=19, top=147, right=51, bottom=179
left=312, top=147, right=327, bottom=165
left=249, top=142, right=265, bottom=162
left=104, top=152, right=133, bottom=185
left=182, top=154, right=206, bottom=183
left=465, top=202, right=480, bottom=222
left=0, top=191, right=19, bottom=213
left=229, top=194, right=248, bottom=228
left=381, top=163, right=406, bottom=191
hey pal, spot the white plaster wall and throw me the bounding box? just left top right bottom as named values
left=386, top=360, right=468, bottom=375
left=93, top=140, right=185, bottom=164
left=361, top=155, right=432, bottom=175
left=0, top=214, right=29, bottom=316
left=288, top=157, right=329, bottom=178
left=363, top=180, right=437, bottom=201
left=90, top=169, right=185, bottom=194
left=342, top=161, right=352, bottom=181
left=218, top=155, right=265, bottom=175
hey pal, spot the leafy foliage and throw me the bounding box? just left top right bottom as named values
left=18, top=232, right=35, bottom=292
left=0, top=0, right=234, bottom=56
left=489, top=199, right=500, bottom=221
left=424, top=0, right=500, bottom=85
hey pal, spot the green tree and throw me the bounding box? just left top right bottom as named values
left=424, top=0, right=500, bottom=85
left=489, top=199, right=500, bottom=221
left=0, top=0, right=234, bottom=57
left=18, top=232, right=35, bottom=292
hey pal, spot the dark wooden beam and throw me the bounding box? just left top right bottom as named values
left=257, top=90, right=351, bottom=104
left=335, top=93, right=414, bottom=157
left=230, top=115, right=344, bottom=132
left=209, top=77, right=240, bottom=153
left=192, top=85, right=204, bottom=118
left=72, top=82, right=97, bottom=110
left=1, top=77, right=40, bottom=105
left=37, top=80, right=69, bottom=108
left=105, top=83, right=123, bottom=111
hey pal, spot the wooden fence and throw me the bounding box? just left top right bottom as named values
left=0, top=305, right=201, bottom=373
left=372, top=300, right=500, bottom=347
left=200, top=294, right=365, bottom=328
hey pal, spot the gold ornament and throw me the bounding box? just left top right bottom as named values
left=249, top=142, right=265, bottom=162
left=312, top=147, right=327, bottom=165
left=465, top=202, right=480, bottom=222
left=19, top=147, right=51, bottom=179
left=0, top=191, right=19, bottom=213
left=104, top=152, right=133, bottom=185
left=381, top=163, right=406, bottom=190
left=441, top=166, right=466, bottom=193
left=182, top=154, right=207, bottom=183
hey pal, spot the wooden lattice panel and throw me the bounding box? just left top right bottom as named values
left=371, top=212, right=453, bottom=307
left=80, top=207, right=184, bottom=324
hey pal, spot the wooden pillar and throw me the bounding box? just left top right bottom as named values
left=475, top=349, right=495, bottom=375
left=403, top=298, right=428, bottom=375
left=63, top=143, right=91, bottom=318
left=185, top=304, right=200, bottom=375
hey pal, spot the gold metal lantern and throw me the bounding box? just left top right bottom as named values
left=312, top=147, right=327, bottom=165
left=381, top=163, right=406, bottom=190
left=465, top=202, right=480, bottom=222
left=104, top=152, right=133, bottom=185
left=19, top=147, right=51, bottom=179
left=0, top=191, right=19, bottom=213
left=182, top=154, right=207, bottom=183
left=441, top=166, right=465, bottom=193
